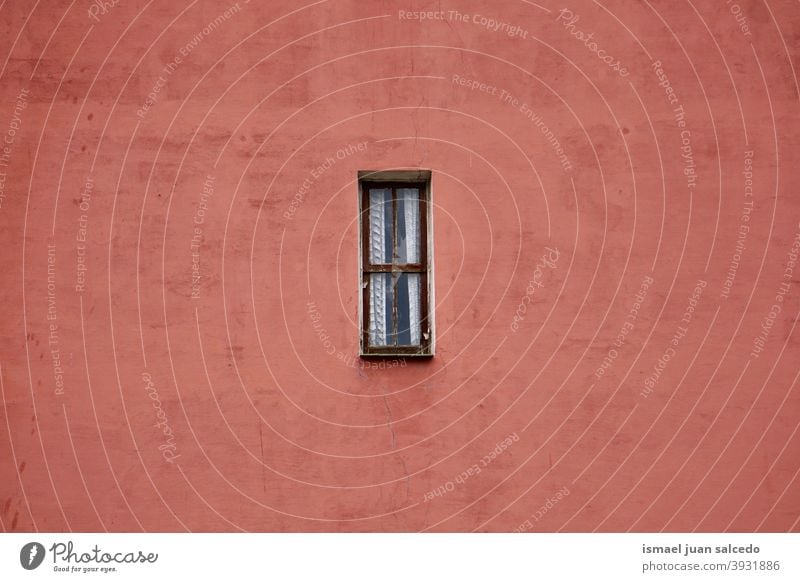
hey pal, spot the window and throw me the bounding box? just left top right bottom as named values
left=359, top=171, right=433, bottom=356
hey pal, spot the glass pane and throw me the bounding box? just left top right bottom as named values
left=397, top=188, right=420, bottom=264
left=396, top=273, right=421, bottom=346
left=369, top=273, right=393, bottom=347
left=368, top=188, right=393, bottom=264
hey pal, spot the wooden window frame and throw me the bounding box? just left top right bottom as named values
left=359, top=173, right=433, bottom=357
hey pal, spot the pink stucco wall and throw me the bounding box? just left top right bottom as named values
left=1, top=0, right=799, bottom=531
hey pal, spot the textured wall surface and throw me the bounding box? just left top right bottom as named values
left=1, top=0, right=799, bottom=532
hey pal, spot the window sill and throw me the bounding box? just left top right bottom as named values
left=360, top=350, right=434, bottom=358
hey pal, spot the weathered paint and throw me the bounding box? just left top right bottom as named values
left=0, top=0, right=799, bottom=532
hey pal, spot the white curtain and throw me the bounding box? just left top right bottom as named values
left=400, top=189, right=421, bottom=345
left=369, top=190, right=389, bottom=346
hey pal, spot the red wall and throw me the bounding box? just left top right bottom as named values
left=1, top=0, right=799, bottom=531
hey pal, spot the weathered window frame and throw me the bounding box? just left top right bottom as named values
left=359, top=170, right=433, bottom=357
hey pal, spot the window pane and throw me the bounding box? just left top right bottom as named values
left=396, top=273, right=421, bottom=346
left=368, top=273, right=393, bottom=346
left=369, top=188, right=393, bottom=264
left=397, top=188, right=420, bottom=264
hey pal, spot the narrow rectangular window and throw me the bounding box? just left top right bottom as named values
left=359, top=171, right=432, bottom=356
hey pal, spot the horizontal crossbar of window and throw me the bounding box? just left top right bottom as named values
left=363, top=264, right=425, bottom=273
